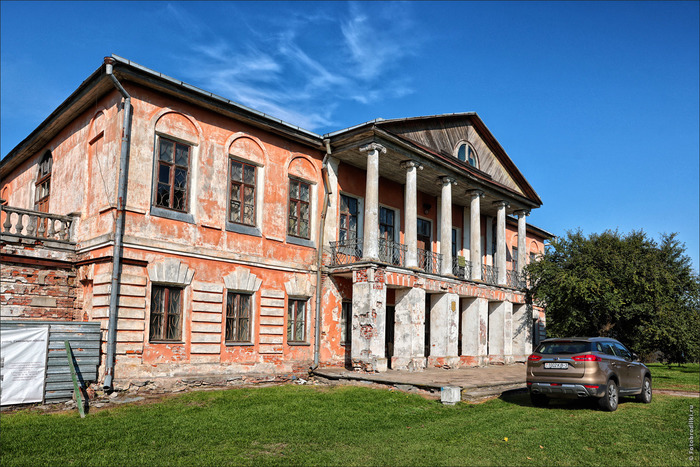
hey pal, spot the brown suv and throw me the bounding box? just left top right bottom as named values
left=526, top=337, right=652, bottom=411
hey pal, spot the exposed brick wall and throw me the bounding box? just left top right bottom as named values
left=1, top=251, right=79, bottom=321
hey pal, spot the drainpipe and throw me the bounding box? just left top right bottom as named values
left=313, top=139, right=332, bottom=369
left=103, top=56, right=132, bottom=391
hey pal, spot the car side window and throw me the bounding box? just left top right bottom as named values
left=613, top=343, right=631, bottom=360
left=601, top=343, right=616, bottom=356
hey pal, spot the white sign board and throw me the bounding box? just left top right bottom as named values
left=1, top=326, right=49, bottom=405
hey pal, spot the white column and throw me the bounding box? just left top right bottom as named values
left=461, top=297, right=488, bottom=366
left=495, top=201, right=509, bottom=285
left=516, top=210, right=529, bottom=275
left=439, top=177, right=456, bottom=276
left=428, top=292, right=460, bottom=368
left=351, top=267, right=387, bottom=372
left=468, top=190, right=483, bottom=280
left=402, top=161, right=422, bottom=269
left=392, top=287, right=427, bottom=371
left=512, top=303, right=532, bottom=361
left=360, top=143, right=386, bottom=261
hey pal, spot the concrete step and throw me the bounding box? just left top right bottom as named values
left=462, top=383, right=526, bottom=402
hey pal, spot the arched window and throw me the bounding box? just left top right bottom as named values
left=35, top=151, right=52, bottom=212
left=456, top=143, right=479, bottom=169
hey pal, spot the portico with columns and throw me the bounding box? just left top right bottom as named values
left=324, top=113, right=550, bottom=372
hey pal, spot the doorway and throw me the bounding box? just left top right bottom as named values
left=385, top=305, right=395, bottom=368
left=417, top=218, right=432, bottom=273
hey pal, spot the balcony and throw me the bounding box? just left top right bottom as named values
left=452, top=256, right=472, bottom=280
left=507, top=269, right=526, bottom=289
left=329, top=237, right=363, bottom=266
left=329, top=238, right=439, bottom=274
left=482, top=265, right=498, bottom=285
left=418, top=248, right=442, bottom=275
left=1, top=205, right=76, bottom=246
left=378, top=238, right=406, bottom=267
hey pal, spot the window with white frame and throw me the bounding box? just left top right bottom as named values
left=228, top=159, right=257, bottom=226
left=149, top=285, right=183, bottom=341
left=287, top=298, right=307, bottom=343
left=288, top=178, right=311, bottom=240
left=154, top=136, right=191, bottom=212
left=339, top=194, right=359, bottom=243
left=225, top=291, right=252, bottom=343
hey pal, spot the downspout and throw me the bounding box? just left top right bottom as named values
left=313, top=139, right=332, bottom=369
left=103, top=56, right=132, bottom=391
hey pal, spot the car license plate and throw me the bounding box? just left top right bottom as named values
left=544, top=362, right=568, bottom=369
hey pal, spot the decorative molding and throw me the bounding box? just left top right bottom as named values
left=284, top=274, right=314, bottom=298
left=147, top=258, right=194, bottom=286
left=514, top=209, right=531, bottom=217
left=439, top=176, right=457, bottom=186
left=467, top=189, right=484, bottom=198
left=223, top=267, right=262, bottom=293
left=493, top=200, right=510, bottom=208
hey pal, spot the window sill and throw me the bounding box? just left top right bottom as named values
left=225, top=341, right=254, bottom=346
left=149, top=340, right=184, bottom=345
left=286, top=235, right=315, bottom=248
left=150, top=206, right=195, bottom=224
left=287, top=341, right=310, bottom=346
left=225, top=221, right=262, bottom=237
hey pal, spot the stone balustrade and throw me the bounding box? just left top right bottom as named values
left=1, top=205, right=76, bottom=243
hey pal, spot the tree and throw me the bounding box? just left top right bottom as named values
left=526, top=230, right=699, bottom=363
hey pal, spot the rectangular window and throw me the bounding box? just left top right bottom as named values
left=379, top=207, right=395, bottom=241
left=341, top=301, right=352, bottom=345
left=339, top=194, right=358, bottom=243
left=149, top=285, right=183, bottom=341
left=229, top=160, right=256, bottom=226
left=288, top=179, right=311, bottom=239
left=512, top=247, right=518, bottom=270
left=154, top=137, right=190, bottom=212
left=287, top=299, right=307, bottom=343
left=225, top=292, right=251, bottom=343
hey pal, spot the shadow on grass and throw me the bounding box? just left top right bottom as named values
left=497, top=388, right=640, bottom=411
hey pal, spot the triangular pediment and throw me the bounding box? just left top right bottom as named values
left=376, top=114, right=539, bottom=203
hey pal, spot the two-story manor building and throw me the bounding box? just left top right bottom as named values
left=1, top=56, right=550, bottom=388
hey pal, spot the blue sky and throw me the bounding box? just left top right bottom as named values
left=2, top=1, right=698, bottom=270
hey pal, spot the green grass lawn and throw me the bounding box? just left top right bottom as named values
left=647, top=363, right=700, bottom=392
left=1, top=384, right=697, bottom=467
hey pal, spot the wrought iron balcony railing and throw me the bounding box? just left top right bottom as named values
left=1, top=205, right=76, bottom=243
left=452, top=256, right=472, bottom=280
left=418, top=248, right=442, bottom=275
left=482, top=265, right=498, bottom=285
left=329, top=237, right=363, bottom=266
left=378, top=238, right=406, bottom=268
left=507, top=269, right=526, bottom=289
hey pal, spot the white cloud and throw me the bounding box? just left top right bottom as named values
left=162, top=2, right=420, bottom=132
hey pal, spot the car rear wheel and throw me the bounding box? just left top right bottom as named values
left=635, top=376, right=652, bottom=403
left=599, top=379, right=618, bottom=411
left=530, top=393, right=549, bottom=407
